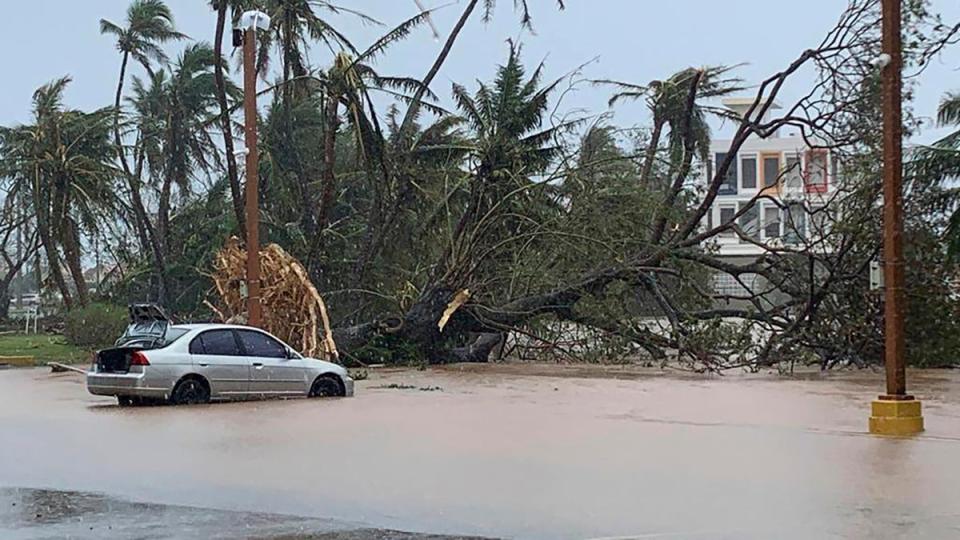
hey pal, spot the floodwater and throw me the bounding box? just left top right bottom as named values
left=1, top=365, right=960, bottom=539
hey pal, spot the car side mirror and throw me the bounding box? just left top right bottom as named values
left=285, top=347, right=297, bottom=359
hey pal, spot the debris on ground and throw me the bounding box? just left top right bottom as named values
left=47, top=362, right=86, bottom=374
left=210, top=238, right=338, bottom=361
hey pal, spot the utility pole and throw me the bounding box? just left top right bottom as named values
left=238, top=10, right=270, bottom=327
left=869, top=0, right=923, bottom=435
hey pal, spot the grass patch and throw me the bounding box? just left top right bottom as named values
left=0, top=334, right=93, bottom=365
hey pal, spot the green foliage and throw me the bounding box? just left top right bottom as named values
left=350, top=333, right=425, bottom=366
left=0, top=334, right=92, bottom=364
left=63, top=303, right=128, bottom=348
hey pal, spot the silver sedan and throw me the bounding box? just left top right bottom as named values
left=87, top=323, right=353, bottom=406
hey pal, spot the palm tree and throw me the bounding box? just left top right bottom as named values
left=0, top=78, right=117, bottom=308
left=599, top=66, right=742, bottom=184
left=128, top=43, right=233, bottom=302
left=100, top=0, right=185, bottom=294
left=913, top=92, right=960, bottom=257
left=259, top=0, right=374, bottom=103
left=441, top=44, right=577, bottom=285
left=305, top=11, right=437, bottom=257
left=210, top=0, right=249, bottom=234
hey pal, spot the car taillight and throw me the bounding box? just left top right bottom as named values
left=130, top=351, right=151, bottom=366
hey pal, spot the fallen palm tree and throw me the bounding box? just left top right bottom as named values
left=209, top=238, right=338, bottom=361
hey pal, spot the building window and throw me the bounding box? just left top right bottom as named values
left=784, top=154, right=802, bottom=191
left=719, top=205, right=736, bottom=237
left=712, top=273, right=758, bottom=297
left=741, top=155, right=757, bottom=190
left=739, top=202, right=760, bottom=243
left=716, top=152, right=738, bottom=195
left=806, top=150, right=828, bottom=193
left=809, top=204, right=830, bottom=235
left=762, top=153, right=780, bottom=189
left=763, top=205, right=781, bottom=239
left=783, top=202, right=807, bottom=244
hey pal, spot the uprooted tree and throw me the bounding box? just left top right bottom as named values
left=5, top=0, right=959, bottom=370
left=321, top=1, right=959, bottom=369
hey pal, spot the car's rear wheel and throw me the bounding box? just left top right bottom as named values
left=309, top=375, right=343, bottom=398
left=117, top=396, right=134, bottom=407
left=170, top=377, right=210, bottom=405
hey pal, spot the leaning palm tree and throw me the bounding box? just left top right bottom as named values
left=0, top=78, right=117, bottom=308
left=100, top=0, right=186, bottom=125
left=101, top=0, right=185, bottom=282
left=598, top=66, right=743, bottom=183
left=210, top=0, right=248, bottom=233
left=127, top=43, right=234, bottom=303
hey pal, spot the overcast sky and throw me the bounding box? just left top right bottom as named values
left=3, top=1, right=960, bottom=142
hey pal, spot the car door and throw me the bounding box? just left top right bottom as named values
left=189, top=329, right=250, bottom=396
left=236, top=329, right=306, bottom=395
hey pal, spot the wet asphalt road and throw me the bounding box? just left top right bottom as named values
left=2, top=365, right=960, bottom=539
left=0, top=487, right=483, bottom=539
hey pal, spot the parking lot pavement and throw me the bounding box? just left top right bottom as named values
left=1, top=365, right=960, bottom=539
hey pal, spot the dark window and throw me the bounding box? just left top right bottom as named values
left=806, top=150, right=828, bottom=192
left=719, top=206, right=736, bottom=236
left=716, top=153, right=738, bottom=195
left=763, top=206, right=781, bottom=239
left=763, top=156, right=780, bottom=188
left=741, top=157, right=757, bottom=189
left=739, top=202, right=760, bottom=242
left=193, top=330, right=241, bottom=356
left=784, top=203, right=807, bottom=244
left=237, top=330, right=287, bottom=359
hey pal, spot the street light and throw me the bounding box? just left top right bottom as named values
left=237, top=10, right=270, bottom=327
left=869, top=0, right=923, bottom=435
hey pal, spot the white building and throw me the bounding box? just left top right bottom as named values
left=703, top=98, right=838, bottom=297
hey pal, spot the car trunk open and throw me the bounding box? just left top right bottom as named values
left=96, top=347, right=143, bottom=373
left=95, top=304, right=171, bottom=373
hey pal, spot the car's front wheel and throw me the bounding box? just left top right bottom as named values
left=170, top=377, right=211, bottom=405
left=309, top=375, right=343, bottom=398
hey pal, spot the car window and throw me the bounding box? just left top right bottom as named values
left=237, top=330, right=287, bottom=359
left=159, top=327, right=189, bottom=348
left=191, top=330, right=241, bottom=356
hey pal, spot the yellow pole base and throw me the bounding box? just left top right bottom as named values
left=869, top=398, right=924, bottom=436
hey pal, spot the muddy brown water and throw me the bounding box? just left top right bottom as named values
left=1, top=364, right=960, bottom=539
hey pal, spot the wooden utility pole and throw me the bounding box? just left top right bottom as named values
left=240, top=13, right=267, bottom=327
left=870, top=0, right=924, bottom=435
left=881, top=0, right=906, bottom=399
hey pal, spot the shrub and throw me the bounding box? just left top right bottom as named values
left=63, top=303, right=128, bottom=348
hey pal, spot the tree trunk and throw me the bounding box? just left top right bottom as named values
left=320, top=96, right=340, bottom=226
left=397, top=0, right=480, bottom=138
left=36, top=220, right=72, bottom=310
left=61, top=220, right=89, bottom=306
left=0, top=283, right=9, bottom=321
left=640, top=116, right=664, bottom=183
left=213, top=0, right=246, bottom=237
left=352, top=0, right=482, bottom=282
